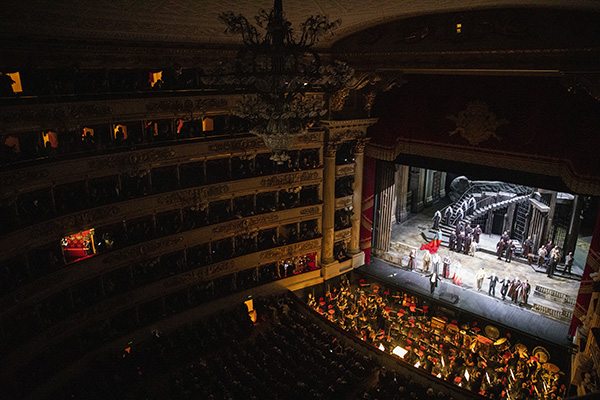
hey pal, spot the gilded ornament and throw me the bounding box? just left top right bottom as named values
left=447, top=101, right=508, bottom=146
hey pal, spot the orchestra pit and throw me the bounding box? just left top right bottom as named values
left=1, top=1, right=600, bottom=399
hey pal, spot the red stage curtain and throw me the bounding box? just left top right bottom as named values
left=569, top=211, right=600, bottom=336
left=360, top=155, right=376, bottom=264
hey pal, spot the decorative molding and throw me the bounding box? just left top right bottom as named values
left=446, top=101, right=508, bottom=146
left=335, top=196, right=354, bottom=210
left=363, top=91, right=377, bottom=114
left=336, top=164, right=355, bottom=177
left=299, top=206, right=321, bottom=216
left=211, top=214, right=279, bottom=235
left=156, top=184, right=230, bottom=206
left=0, top=104, right=112, bottom=124
left=207, top=137, right=265, bottom=153
left=353, top=137, right=370, bottom=154
left=295, top=131, right=324, bottom=144
left=260, top=171, right=321, bottom=187
left=0, top=95, right=236, bottom=134
left=145, top=98, right=228, bottom=113
left=346, top=72, right=381, bottom=91
left=196, top=260, right=237, bottom=282
left=0, top=169, right=50, bottom=195
left=321, top=119, right=379, bottom=143
left=87, top=148, right=176, bottom=171
left=324, top=142, right=338, bottom=157
left=102, top=236, right=185, bottom=265
left=334, top=227, right=352, bottom=242
left=30, top=205, right=120, bottom=238
left=330, top=88, right=350, bottom=112
left=332, top=129, right=364, bottom=143
left=260, top=238, right=321, bottom=260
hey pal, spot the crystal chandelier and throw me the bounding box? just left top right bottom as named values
left=202, top=0, right=354, bottom=161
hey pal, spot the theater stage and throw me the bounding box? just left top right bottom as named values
left=356, top=210, right=586, bottom=349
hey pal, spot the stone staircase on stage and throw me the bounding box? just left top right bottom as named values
left=423, top=186, right=532, bottom=258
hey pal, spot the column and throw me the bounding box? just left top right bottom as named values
left=372, top=160, right=396, bottom=253
left=409, top=167, right=424, bottom=213
left=349, top=139, right=367, bottom=255
left=440, top=172, right=447, bottom=198
left=505, top=203, right=516, bottom=235
left=485, top=209, right=494, bottom=234
left=545, top=191, right=558, bottom=243
left=424, top=169, right=434, bottom=206
left=529, top=210, right=538, bottom=249
left=394, top=164, right=409, bottom=224
left=321, top=142, right=337, bottom=264
left=564, top=195, right=583, bottom=258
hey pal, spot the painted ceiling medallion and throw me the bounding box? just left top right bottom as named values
left=447, top=101, right=508, bottom=146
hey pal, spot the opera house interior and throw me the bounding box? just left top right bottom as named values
left=2, top=1, right=600, bottom=399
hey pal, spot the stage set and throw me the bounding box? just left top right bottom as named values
left=363, top=175, right=588, bottom=332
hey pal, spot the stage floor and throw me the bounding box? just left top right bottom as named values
left=363, top=208, right=585, bottom=346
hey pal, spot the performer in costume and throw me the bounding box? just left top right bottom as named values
left=429, top=271, right=438, bottom=294
left=565, top=251, right=574, bottom=275
left=444, top=207, right=453, bottom=224
left=456, top=208, right=464, bottom=225
left=522, top=236, right=533, bottom=260
left=496, top=240, right=505, bottom=260
left=443, top=254, right=451, bottom=278
left=468, top=196, right=477, bottom=214
left=509, top=278, right=521, bottom=303
left=449, top=231, right=457, bottom=251
left=457, top=233, right=464, bottom=253
left=537, top=246, right=547, bottom=268
left=432, top=210, right=442, bottom=229
left=505, top=240, right=515, bottom=263
left=408, top=248, right=417, bottom=270
left=452, top=260, right=463, bottom=285
left=464, top=234, right=472, bottom=255
left=517, top=279, right=531, bottom=306
left=422, top=251, right=432, bottom=272
left=455, top=221, right=463, bottom=236
left=465, top=223, right=473, bottom=237
left=500, top=277, right=511, bottom=300
left=487, top=273, right=499, bottom=297
left=476, top=267, right=486, bottom=291
left=469, top=239, right=477, bottom=257
left=473, top=224, right=482, bottom=244
left=432, top=253, right=440, bottom=276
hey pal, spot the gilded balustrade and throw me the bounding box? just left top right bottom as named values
left=0, top=204, right=323, bottom=317
left=0, top=169, right=323, bottom=261
left=0, top=132, right=324, bottom=201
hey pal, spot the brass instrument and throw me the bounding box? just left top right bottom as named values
left=493, top=337, right=510, bottom=352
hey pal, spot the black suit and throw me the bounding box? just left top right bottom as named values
left=487, top=275, right=499, bottom=296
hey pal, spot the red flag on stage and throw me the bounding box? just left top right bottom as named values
left=420, top=231, right=442, bottom=254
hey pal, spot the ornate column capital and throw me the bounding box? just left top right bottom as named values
left=353, top=138, right=370, bottom=154
left=324, top=142, right=339, bottom=158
